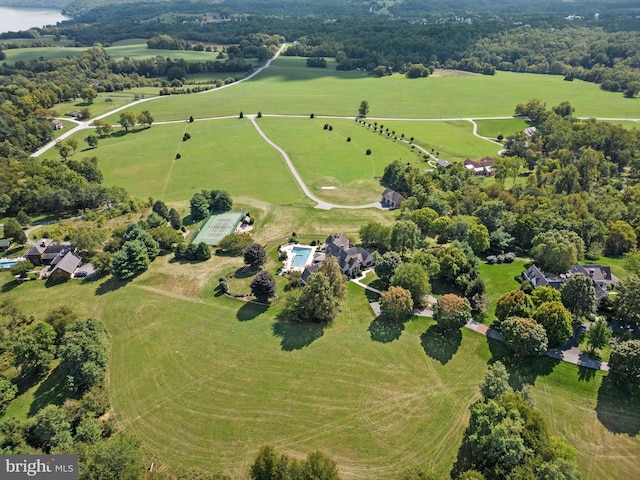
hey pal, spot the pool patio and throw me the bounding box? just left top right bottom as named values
left=280, top=244, right=317, bottom=272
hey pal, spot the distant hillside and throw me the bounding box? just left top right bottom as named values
left=0, top=0, right=69, bottom=8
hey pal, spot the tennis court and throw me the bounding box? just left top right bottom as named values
left=191, top=209, right=245, bottom=245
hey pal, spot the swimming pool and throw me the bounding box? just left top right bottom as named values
left=290, top=246, right=314, bottom=268
left=0, top=259, right=20, bottom=269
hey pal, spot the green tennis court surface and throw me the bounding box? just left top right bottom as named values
left=191, top=210, right=245, bottom=245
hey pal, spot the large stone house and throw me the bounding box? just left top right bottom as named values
left=523, top=263, right=619, bottom=303
left=302, top=234, right=375, bottom=282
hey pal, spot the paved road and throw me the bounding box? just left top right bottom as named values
left=248, top=115, right=384, bottom=210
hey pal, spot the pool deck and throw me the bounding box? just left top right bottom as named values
left=280, top=244, right=317, bottom=272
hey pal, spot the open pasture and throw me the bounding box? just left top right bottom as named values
left=474, top=118, right=530, bottom=139
left=256, top=117, right=416, bottom=204
left=3, top=269, right=639, bottom=480
left=375, top=120, right=501, bottom=162
left=1, top=38, right=224, bottom=64
left=100, top=55, right=640, bottom=123
left=62, top=120, right=304, bottom=205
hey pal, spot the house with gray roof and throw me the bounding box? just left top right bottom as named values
left=381, top=188, right=406, bottom=209
left=523, top=263, right=619, bottom=303
left=302, top=234, right=375, bottom=282
left=49, top=251, right=83, bottom=281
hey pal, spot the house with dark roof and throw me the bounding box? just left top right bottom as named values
left=25, top=239, right=53, bottom=265
left=48, top=251, right=83, bottom=281
left=25, top=239, right=76, bottom=266
left=464, top=157, right=495, bottom=176
left=0, top=239, right=12, bottom=252
left=301, top=234, right=375, bottom=281
left=523, top=263, right=619, bottom=303
left=381, top=188, right=406, bottom=209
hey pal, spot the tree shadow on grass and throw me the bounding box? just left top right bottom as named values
left=1, top=280, right=20, bottom=293
left=578, top=365, right=597, bottom=382
left=95, top=276, right=128, bottom=296
left=272, top=318, right=324, bottom=351
left=487, top=337, right=560, bottom=390
left=236, top=302, right=268, bottom=321
left=28, top=365, right=68, bottom=416
left=596, top=375, right=640, bottom=436
left=368, top=315, right=405, bottom=343
left=234, top=266, right=259, bottom=279
left=420, top=324, right=462, bottom=365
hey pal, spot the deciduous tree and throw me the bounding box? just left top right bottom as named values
left=608, top=340, right=640, bottom=387
left=110, top=240, right=150, bottom=280
left=479, top=361, right=512, bottom=400
left=390, top=262, right=430, bottom=306
left=358, top=100, right=369, bottom=117
left=318, top=256, right=347, bottom=300
left=374, top=251, right=401, bottom=287
left=501, top=317, right=548, bottom=357
left=12, top=322, right=56, bottom=377
left=531, top=229, right=584, bottom=274
left=250, top=270, right=277, bottom=302
left=298, top=272, right=338, bottom=323
left=533, top=301, right=572, bottom=347
left=495, top=289, right=534, bottom=322
left=605, top=220, right=637, bottom=257
left=614, top=275, right=640, bottom=327
left=390, top=220, right=421, bottom=256
left=244, top=243, right=267, bottom=268
left=118, top=111, right=137, bottom=132
left=59, top=318, right=110, bottom=394
left=585, top=318, right=612, bottom=353
left=560, top=273, right=595, bottom=321
left=433, top=293, right=471, bottom=331
left=189, top=193, right=210, bottom=222
left=380, top=286, right=413, bottom=321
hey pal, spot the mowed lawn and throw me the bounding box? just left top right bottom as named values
left=98, top=55, right=640, bottom=123
left=256, top=117, right=415, bottom=204
left=100, top=281, right=490, bottom=479
left=3, top=269, right=639, bottom=480
left=60, top=120, right=304, bottom=204
left=374, top=120, right=501, bottom=162
left=474, top=118, right=530, bottom=139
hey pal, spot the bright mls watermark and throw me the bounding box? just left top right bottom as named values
left=1, top=455, right=78, bottom=479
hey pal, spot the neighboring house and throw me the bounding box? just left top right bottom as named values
left=464, top=157, right=495, bottom=176
left=382, top=188, right=406, bottom=209
left=25, top=239, right=75, bottom=266
left=436, top=159, right=452, bottom=169
left=524, top=126, right=537, bottom=137
left=302, top=234, right=375, bottom=281
left=48, top=251, right=83, bottom=281
left=523, top=264, right=619, bottom=303
left=51, top=119, right=63, bottom=130
left=25, top=239, right=53, bottom=265
left=0, top=239, right=12, bottom=252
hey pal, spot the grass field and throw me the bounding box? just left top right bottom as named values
left=377, top=120, right=502, bottom=162
left=97, top=56, right=640, bottom=123
left=58, top=120, right=305, bottom=205
left=1, top=39, right=226, bottom=64
left=474, top=118, right=530, bottom=138
left=256, top=117, right=417, bottom=204
left=2, top=266, right=639, bottom=480
left=12, top=45, right=640, bottom=480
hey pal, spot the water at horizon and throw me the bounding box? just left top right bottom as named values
left=0, top=6, right=69, bottom=34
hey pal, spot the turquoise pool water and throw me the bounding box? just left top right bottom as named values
left=0, top=259, right=19, bottom=269
left=291, top=246, right=313, bottom=268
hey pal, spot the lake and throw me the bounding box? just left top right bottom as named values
left=0, top=6, right=70, bottom=34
